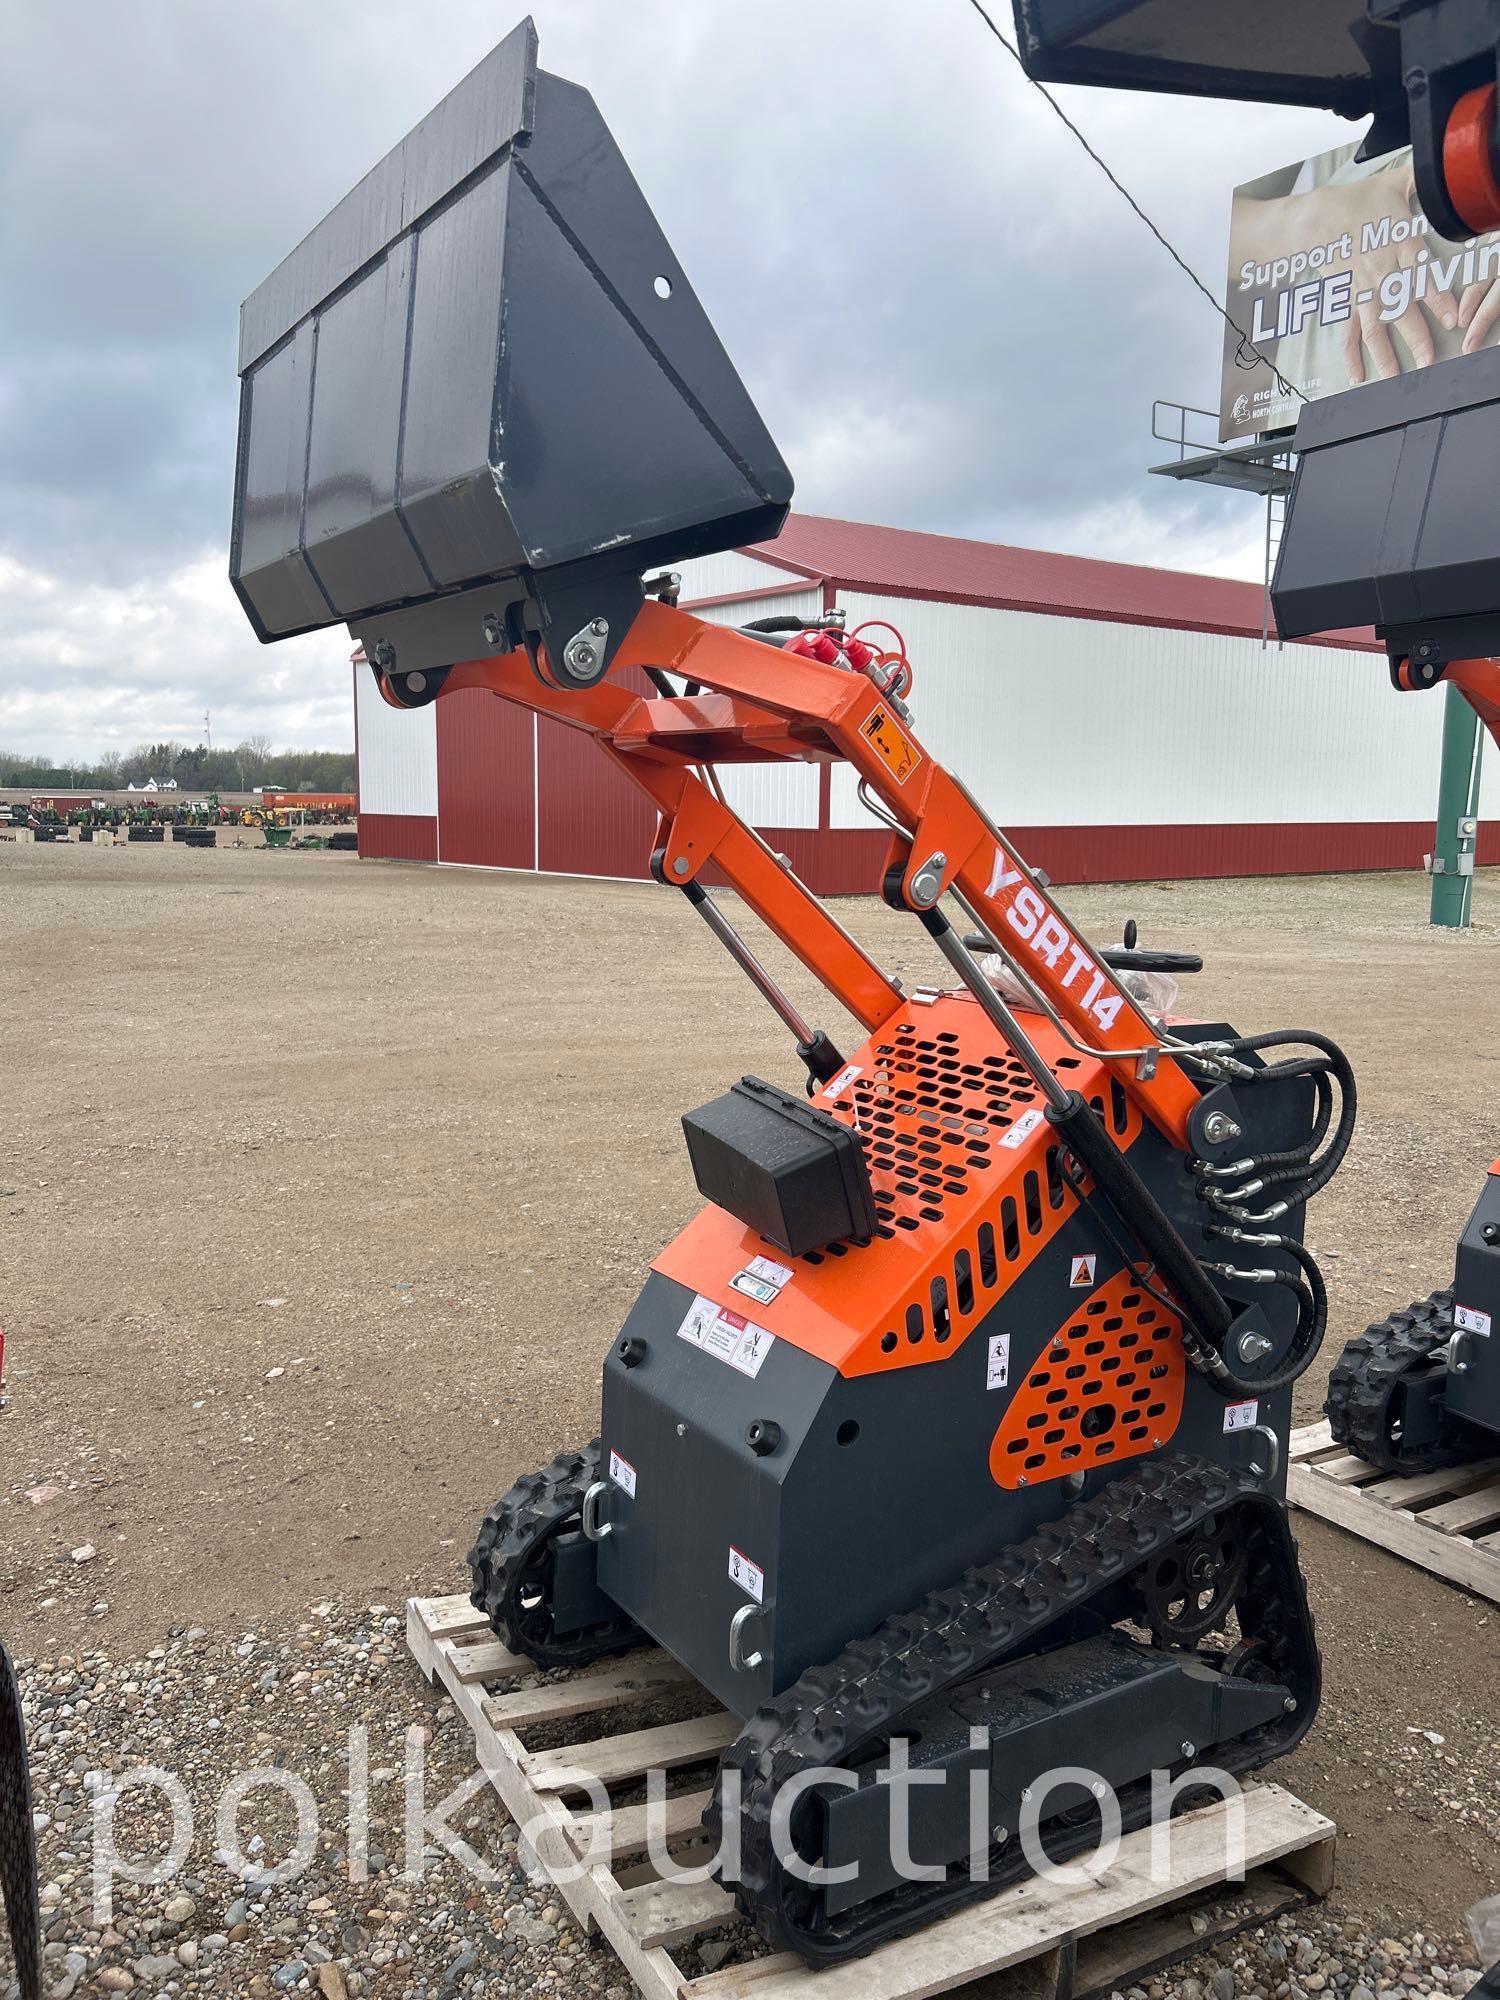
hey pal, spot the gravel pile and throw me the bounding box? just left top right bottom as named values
left=7, top=1600, right=1491, bottom=2000
left=1138, top=1909, right=1483, bottom=2000
left=8, top=1605, right=633, bottom=2000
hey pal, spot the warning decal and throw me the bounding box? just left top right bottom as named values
left=986, top=1333, right=1011, bottom=1390
left=1069, top=1254, right=1097, bottom=1289
left=1223, top=1399, right=1259, bottom=1434
left=608, top=1448, right=637, bottom=1497
left=821, top=1062, right=863, bottom=1101
left=860, top=705, right=921, bottom=785
left=999, top=1107, right=1046, bottom=1152
left=729, top=1545, right=765, bottom=1603
left=677, top=1294, right=775, bottom=1377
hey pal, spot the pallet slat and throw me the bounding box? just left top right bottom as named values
left=484, top=1652, right=692, bottom=1727
left=617, top=1873, right=739, bottom=1951
left=1420, top=1485, right=1500, bottom=1535
left=1288, top=1421, right=1335, bottom=1458
left=1309, top=1454, right=1386, bottom=1486
left=522, top=1710, right=739, bottom=1792
left=405, top=1591, right=1336, bottom=2000
left=679, top=1792, right=1334, bottom=2000
left=450, top=1637, right=531, bottom=1682
left=1287, top=1424, right=1500, bottom=1607
left=1358, top=1460, right=1500, bottom=1508
left=569, top=1785, right=716, bottom=1866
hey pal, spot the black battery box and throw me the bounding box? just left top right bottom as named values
left=682, top=1075, right=876, bottom=1257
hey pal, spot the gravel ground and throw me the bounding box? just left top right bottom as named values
left=3, top=843, right=1499, bottom=1996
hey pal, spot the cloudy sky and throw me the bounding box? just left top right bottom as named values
left=0, top=0, right=1357, bottom=760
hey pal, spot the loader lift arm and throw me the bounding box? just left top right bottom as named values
left=424, top=598, right=1207, bottom=1147
left=400, top=599, right=1285, bottom=1358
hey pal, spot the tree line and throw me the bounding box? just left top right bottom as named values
left=0, top=739, right=356, bottom=794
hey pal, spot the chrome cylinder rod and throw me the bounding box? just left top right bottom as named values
left=680, top=879, right=817, bottom=1047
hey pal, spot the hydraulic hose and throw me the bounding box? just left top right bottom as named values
left=1204, top=1231, right=1328, bottom=1396
left=1224, top=1030, right=1356, bottom=1204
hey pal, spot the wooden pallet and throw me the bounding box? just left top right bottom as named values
left=407, top=1592, right=1335, bottom=2000
left=1288, top=1420, right=1500, bottom=1606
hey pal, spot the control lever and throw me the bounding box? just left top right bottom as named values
left=962, top=930, right=1202, bottom=976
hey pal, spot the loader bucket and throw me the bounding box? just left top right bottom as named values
left=230, top=18, right=791, bottom=684
left=1008, top=2, right=1374, bottom=118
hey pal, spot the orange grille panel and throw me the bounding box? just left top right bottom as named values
left=653, top=991, right=1145, bottom=1377
left=989, top=1267, right=1186, bottom=1489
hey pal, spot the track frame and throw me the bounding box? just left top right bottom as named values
left=406, top=1591, right=1336, bottom=2000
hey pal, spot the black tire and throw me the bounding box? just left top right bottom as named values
left=1, top=1636, right=41, bottom=2000
left=1325, top=1291, right=1471, bottom=1475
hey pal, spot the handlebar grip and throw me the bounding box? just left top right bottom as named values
left=1099, top=947, right=1203, bottom=975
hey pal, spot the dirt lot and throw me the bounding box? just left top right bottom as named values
left=2, top=841, right=1498, bottom=1966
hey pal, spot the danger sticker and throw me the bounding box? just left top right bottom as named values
left=1069, top=1254, right=1097, bottom=1289
left=986, top=1333, right=1011, bottom=1391
left=608, top=1449, right=637, bottom=1497
left=821, top=1062, right=863, bottom=1101
left=677, top=1294, right=775, bottom=1378
left=1223, top=1399, right=1259, bottom=1434
left=728, top=1545, right=765, bottom=1604
left=860, top=705, right=921, bottom=785
left=1000, top=1107, right=1046, bottom=1151
left=1455, top=1303, right=1492, bottom=1337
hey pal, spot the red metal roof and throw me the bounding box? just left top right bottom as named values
left=738, top=513, right=1378, bottom=652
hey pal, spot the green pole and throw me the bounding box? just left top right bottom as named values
left=1429, top=681, right=1484, bottom=929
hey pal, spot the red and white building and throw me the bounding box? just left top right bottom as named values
left=355, top=512, right=1494, bottom=887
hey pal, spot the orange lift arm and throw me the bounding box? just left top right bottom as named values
left=1443, top=659, right=1500, bottom=751
left=438, top=601, right=1205, bottom=1151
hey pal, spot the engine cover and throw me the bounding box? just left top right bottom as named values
left=595, top=993, right=1313, bottom=1715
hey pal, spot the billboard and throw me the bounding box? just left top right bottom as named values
left=1221, top=140, right=1500, bottom=440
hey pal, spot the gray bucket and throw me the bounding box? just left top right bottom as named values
left=230, top=17, right=791, bottom=685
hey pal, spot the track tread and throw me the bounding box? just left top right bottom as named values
left=1325, top=1291, right=1473, bottom=1475
left=468, top=1439, right=643, bottom=1671
left=707, top=1452, right=1318, bottom=1964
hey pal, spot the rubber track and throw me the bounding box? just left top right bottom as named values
left=1325, top=1291, right=1471, bottom=1476
left=707, top=1452, right=1318, bottom=1964
left=468, top=1440, right=643, bottom=1671
left=1, top=1636, right=41, bottom=2000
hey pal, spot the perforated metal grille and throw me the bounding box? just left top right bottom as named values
left=854, top=1021, right=1040, bottom=1232
left=989, top=1267, right=1186, bottom=1488
left=652, top=991, right=1148, bottom=1378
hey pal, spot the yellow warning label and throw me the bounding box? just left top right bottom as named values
left=860, top=705, right=921, bottom=786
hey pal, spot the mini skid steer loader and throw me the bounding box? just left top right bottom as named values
left=230, top=19, right=1355, bottom=1962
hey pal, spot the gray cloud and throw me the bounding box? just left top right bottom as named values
left=0, top=0, right=1356, bottom=755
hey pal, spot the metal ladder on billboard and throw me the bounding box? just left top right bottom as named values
left=1146, top=401, right=1296, bottom=650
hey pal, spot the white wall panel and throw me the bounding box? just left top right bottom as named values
left=684, top=588, right=821, bottom=827
left=648, top=580, right=828, bottom=828
left=829, top=594, right=1449, bottom=829
left=692, top=587, right=820, bottom=629
left=677, top=549, right=815, bottom=600
left=355, top=665, right=437, bottom=816
left=715, top=763, right=820, bottom=828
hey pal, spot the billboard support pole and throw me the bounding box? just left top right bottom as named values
left=1430, top=681, right=1483, bottom=929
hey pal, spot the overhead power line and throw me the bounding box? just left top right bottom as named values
left=960, top=0, right=1305, bottom=402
